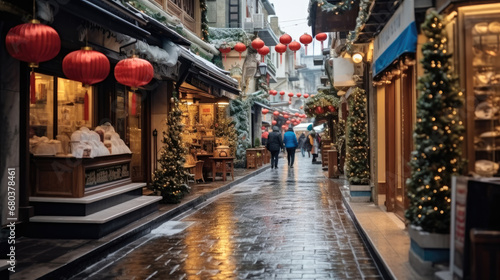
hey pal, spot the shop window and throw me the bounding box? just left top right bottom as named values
left=128, top=91, right=143, bottom=180
left=57, top=77, right=93, bottom=138
left=30, top=73, right=54, bottom=139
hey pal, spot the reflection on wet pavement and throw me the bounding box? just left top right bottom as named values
left=72, top=156, right=381, bottom=279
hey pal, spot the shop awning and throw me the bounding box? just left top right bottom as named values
left=372, top=0, right=417, bottom=77
left=179, top=47, right=240, bottom=95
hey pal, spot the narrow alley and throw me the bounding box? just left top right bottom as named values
left=71, top=155, right=382, bottom=279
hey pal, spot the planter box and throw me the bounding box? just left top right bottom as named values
left=349, top=185, right=371, bottom=202
left=408, top=225, right=450, bottom=277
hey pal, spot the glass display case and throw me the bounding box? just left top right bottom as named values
left=460, top=4, right=500, bottom=176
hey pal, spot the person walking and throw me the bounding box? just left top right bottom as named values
left=297, top=132, right=306, bottom=157
left=261, top=129, right=269, bottom=146
left=283, top=126, right=298, bottom=167
left=308, top=130, right=320, bottom=163
left=266, top=126, right=283, bottom=169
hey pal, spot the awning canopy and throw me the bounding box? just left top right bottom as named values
left=372, top=0, right=417, bottom=77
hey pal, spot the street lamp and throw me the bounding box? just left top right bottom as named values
left=258, top=62, right=267, bottom=76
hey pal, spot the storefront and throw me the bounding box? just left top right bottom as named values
left=371, top=0, right=418, bottom=220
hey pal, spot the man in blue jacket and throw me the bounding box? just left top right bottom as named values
left=283, top=126, right=298, bottom=168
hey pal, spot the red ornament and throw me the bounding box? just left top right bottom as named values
left=272, top=120, right=277, bottom=125
left=296, top=93, right=302, bottom=98
left=274, top=43, right=287, bottom=64
left=63, top=46, right=110, bottom=86
left=288, top=41, right=301, bottom=61
left=262, top=108, right=269, bottom=114
left=314, top=106, right=324, bottom=115
left=251, top=38, right=265, bottom=50
left=299, top=33, right=313, bottom=55
left=6, top=19, right=61, bottom=104
left=327, top=105, right=336, bottom=112
left=219, top=45, right=231, bottom=62
left=315, top=33, right=328, bottom=50
left=257, top=46, right=270, bottom=62
left=303, top=93, right=309, bottom=99
left=114, top=56, right=154, bottom=90
left=234, top=42, right=247, bottom=60
left=280, top=34, right=292, bottom=45
left=269, top=90, right=278, bottom=96
left=273, top=111, right=279, bottom=116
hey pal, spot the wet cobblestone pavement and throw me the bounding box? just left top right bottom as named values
left=72, top=155, right=382, bottom=280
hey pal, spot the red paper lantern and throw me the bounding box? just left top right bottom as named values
left=269, top=90, right=278, bottom=96
left=315, top=33, right=328, bottom=50
left=262, top=126, right=266, bottom=130
left=288, top=41, right=301, bottom=60
left=303, top=93, right=309, bottom=99
left=315, top=106, right=324, bottom=115
left=219, top=45, right=231, bottom=62
left=288, top=92, right=294, bottom=97
left=272, top=120, right=277, bottom=125
left=300, top=106, right=304, bottom=110
left=275, top=43, right=287, bottom=64
left=296, top=93, right=302, bottom=98
left=279, top=34, right=292, bottom=45
left=294, top=113, right=300, bottom=117
left=6, top=19, right=61, bottom=104
left=283, top=114, right=289, bottom=119
left=63, top=46, right=110, bottom=87
left=262, top=108, right=269, bottom=114
left=251, top=38, right=265, bottom=50
left=114, top=56, right=154, bottom=90
left=299, top=33, right=313, bottom=55
left=286, top=120, right=291, bottom=124
left=279, top=91, right=285, bottom=96
left=234, top=42, right=246, bottom=60
left=257, top=46, right=270, bottom=62
left=273, top=111, right=279, bottom=116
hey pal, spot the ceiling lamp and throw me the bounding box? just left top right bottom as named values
left=234, top=42, right=247, bottom=60
left=315, top=33, right=328, bottom=50
left=63, top=46, right=110, bottom=87
left=352, top=52, right=363, bottom=64
left=299, top=33, right=313, bottom=55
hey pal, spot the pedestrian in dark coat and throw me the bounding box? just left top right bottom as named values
left=298, top=132, right=306, bottom=157
left=266, top=126, right=283, bottom=169
left=283, top=126, right=298, bottom=167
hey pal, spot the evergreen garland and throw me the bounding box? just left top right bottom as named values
left=152, top=97, right=191, bottom=203
left=200, top=0, right=209, bottom=42
left=346, top=87, right=370, bottom=185
left=229, top=97, right=251, bottom=167
left=405, top=11, right=465, bottom=234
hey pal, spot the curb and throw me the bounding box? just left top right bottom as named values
left=38, top=165, right=271, bottom=280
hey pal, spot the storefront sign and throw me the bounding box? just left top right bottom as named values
left=85, top=163, right=130, bottom=188
left=373, top=0, right=417, bottom=77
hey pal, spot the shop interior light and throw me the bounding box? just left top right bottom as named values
left=352, top=52, right=363, bottom=64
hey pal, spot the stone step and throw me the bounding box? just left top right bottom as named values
left=27, top=196, right=162, bottom=239
left=0, top=259, right=10, bottom=279
left=29, top=183, right=146, bottom=216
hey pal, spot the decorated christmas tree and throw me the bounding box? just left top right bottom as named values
left=405, top=11, right=465, bottom=233
left=215, top=105, right=238, bottom=157
left=229, top=97, right=251, bottom=167
left=346, top=87, right=370, bottom=185
left=152, top=96, right=191, bottom=203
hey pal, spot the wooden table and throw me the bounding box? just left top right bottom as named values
left=196, top=153, right=213, bottom=179
left=209, top=156, right=235, bottom=181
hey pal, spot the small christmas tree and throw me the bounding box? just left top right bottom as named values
left=405, top=11, right=464, bottom=233
left=215, top=105, right=237, bottom=157
left=346, top=87, right=370, bottom=185
left=152, top=96, right=191, bottom=203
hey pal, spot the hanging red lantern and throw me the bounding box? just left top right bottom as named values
left=251, top=38, right=265, bottom=50
left=294, top=113, right=300, bottom=117
left=315, top=106, right=324, bottom=115
left=296, top=93, right=302, bottom=98
left=262, top=126, right=266, bottom=130
left=299, top=33, right=313, bottom=55
left=279, top=91, right=285, bottom=96
left=272, top=120, right=277, bottom=125
left=269, top=90, right=277, bottom=96
left=303, top=93, right=309, bottom=99
left=219, top=44, right=231, bottom=62
left=234, top=42, right=246, bottom=60
left=6, top=19, right=61, bottom=104
left=283, top=114, right=289, bottom=119
left=288, top=41, right=301, bottom=61
left=273, top=111, right=279, bottom=116
left=288, top=92, right=294, bottom=98
left=315, top=33, right=328, bottom=50
left=300, top=106, right=304, bottom=110
left=286, top=120, right=291, bottom=124
left=257, top=46, right=270, bottom=62
left=63, top=46, right=110, bottom=87
left=114, top=55, right=154, bottom=90
left=274, top=43, right=287, bottom=64
left=262, top=108, right=269, bottom=114
left=280, top=34, right=292, bottom=45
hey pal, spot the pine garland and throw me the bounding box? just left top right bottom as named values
left=152, top=97, right=191, bottom=203
left=346, top=87, right=370, bottom=185
left=229, top=97, right=251, bottom=167
left=200, top=0, right=209, bottom=42
left=405, top=11, right=465, bottom=233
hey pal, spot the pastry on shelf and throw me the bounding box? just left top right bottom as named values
left=475, top=101, right=497, bottom=119
left=489, top=21, right=500, bottom=33
left=474, top=22, right=489, bottom=34
left=475, top=160, right=499, bottom=177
